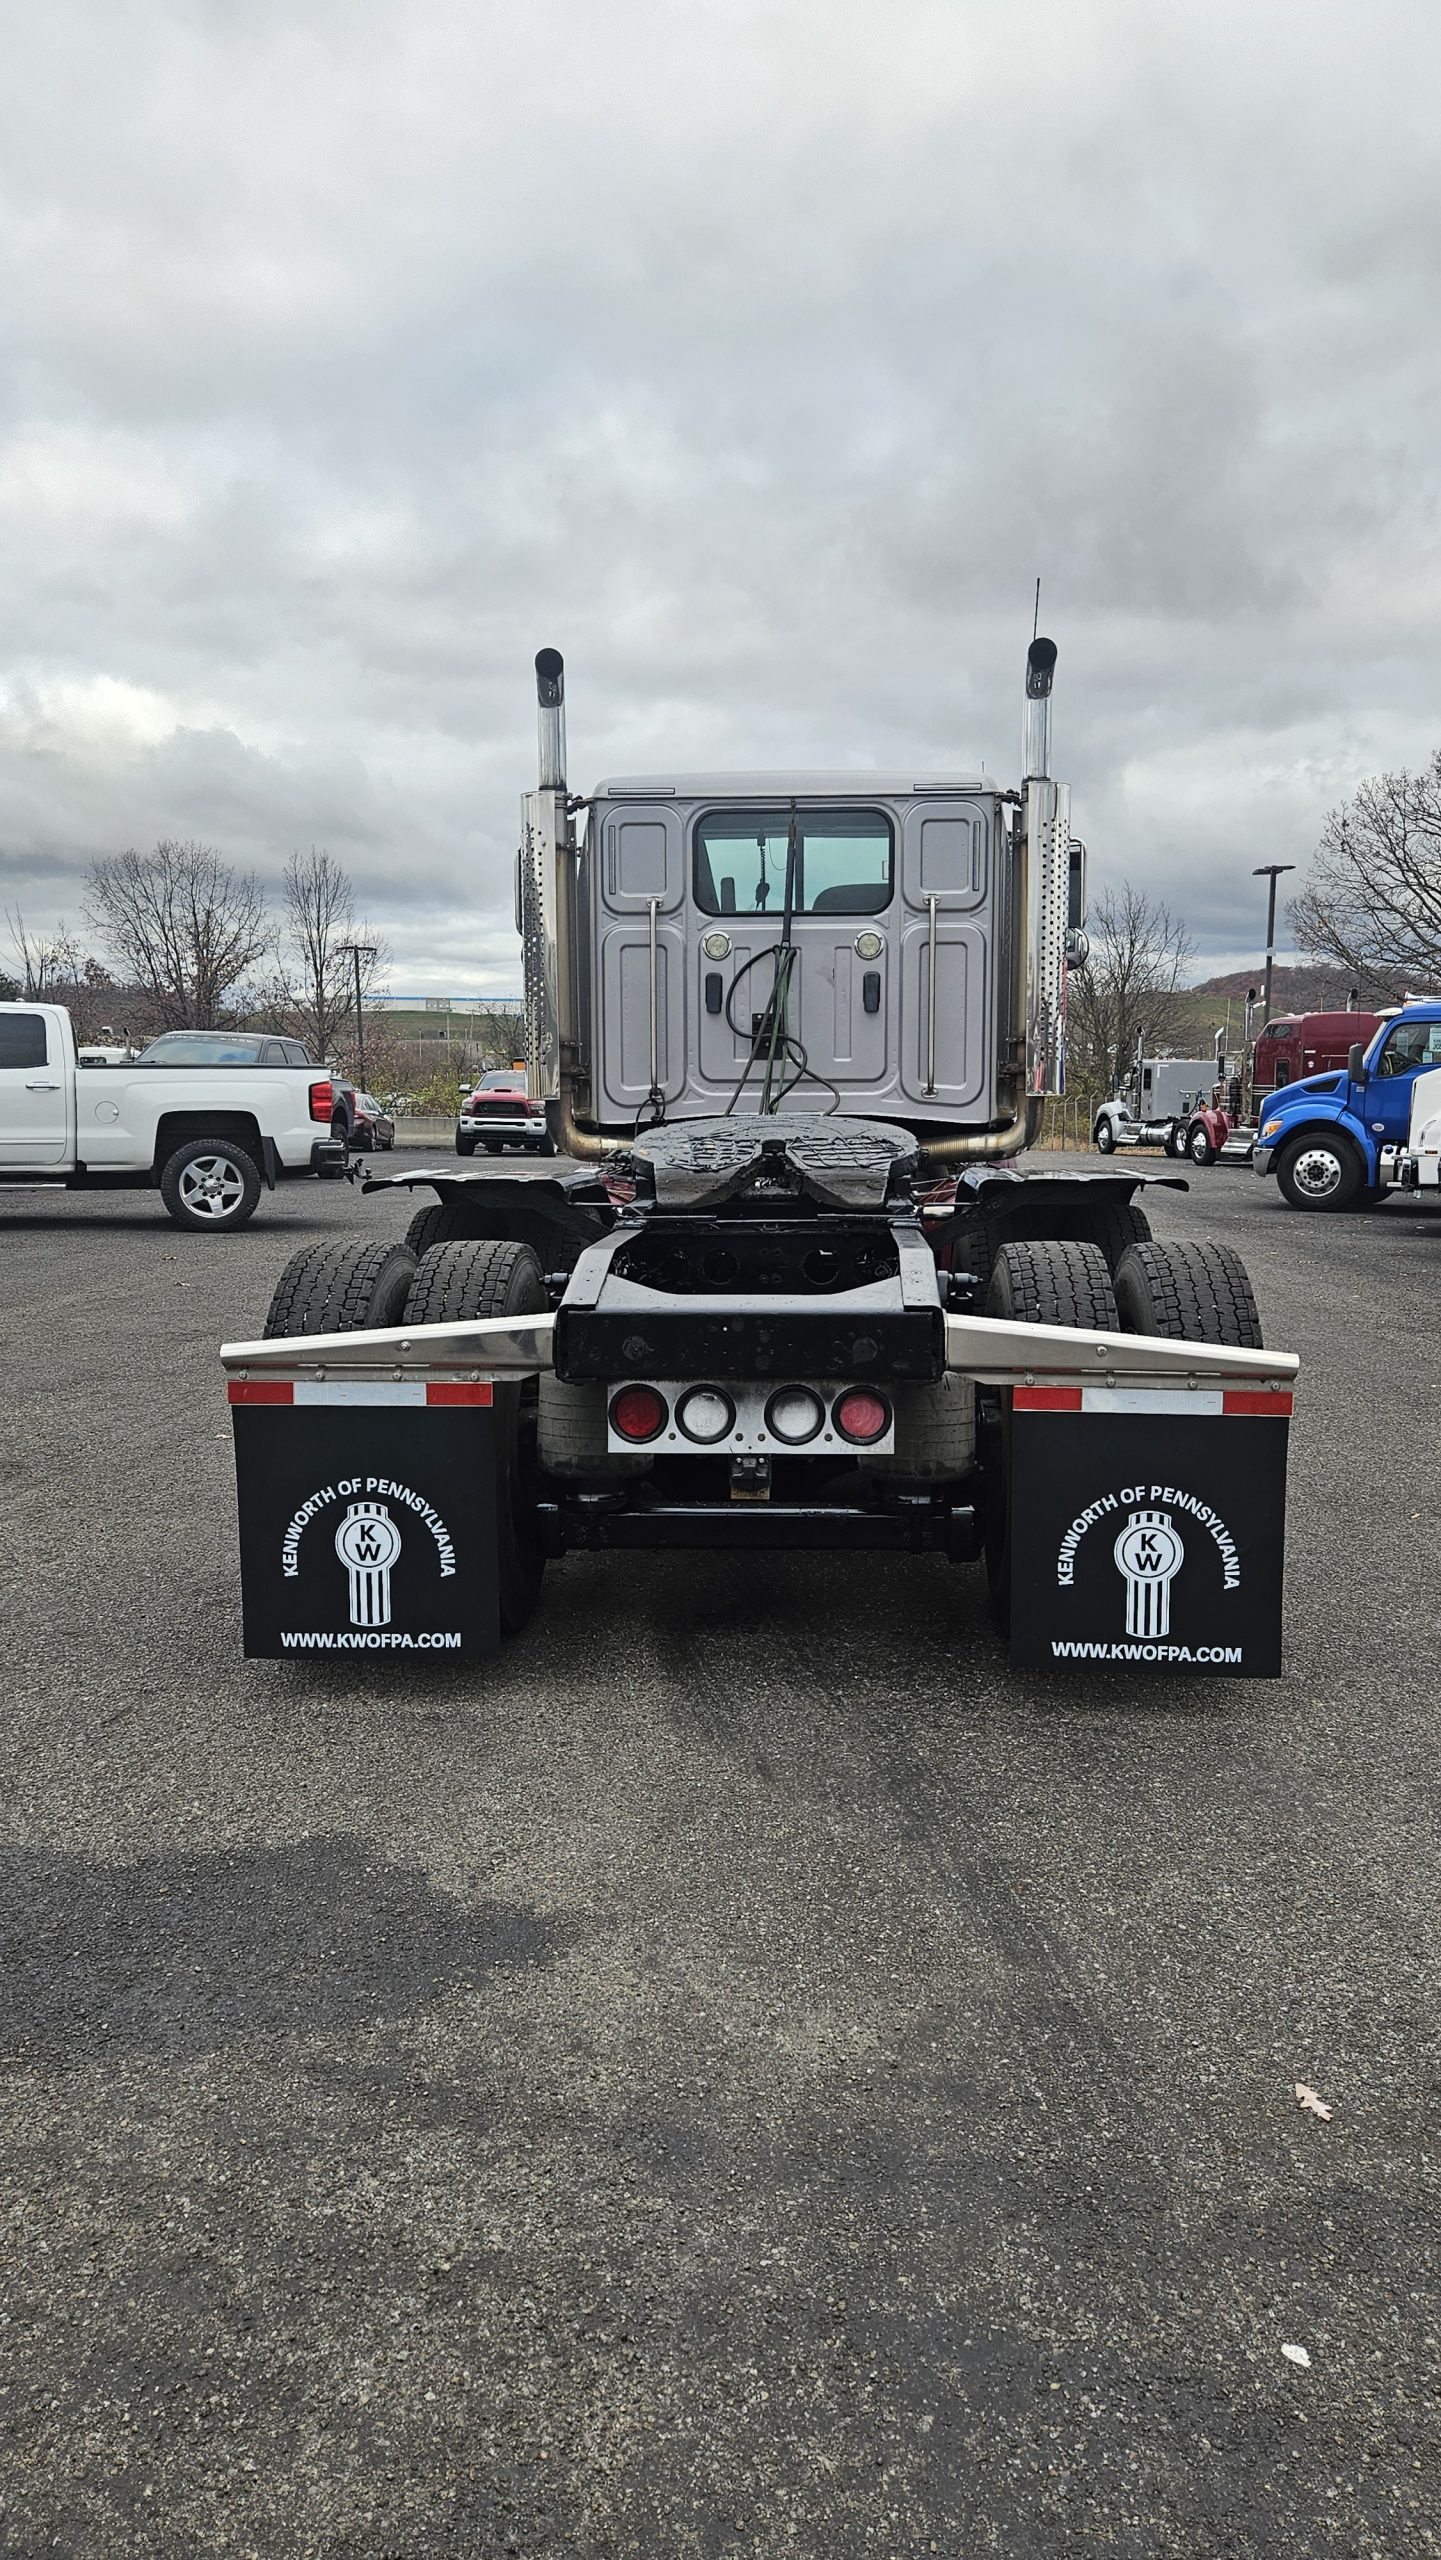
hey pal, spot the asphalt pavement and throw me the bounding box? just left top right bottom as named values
left=1, top=1150, right=1438, bottom=2556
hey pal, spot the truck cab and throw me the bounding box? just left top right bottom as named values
left=1254, top=1003, right=1441, bottom=1208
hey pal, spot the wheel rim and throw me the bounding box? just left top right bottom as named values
left=1190, top=1131, right=1208, bottom=1161
left=178, top=1154, right=246, bottom=1218
left=1290, top=1145, right=1343, bottom=1200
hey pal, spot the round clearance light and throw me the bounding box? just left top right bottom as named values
left=854, top=930, right=885, bottom=961
left=832, top=1387, right=892, bottom=1446
left=765, top=1385, right=826, bottom=1446
left=676, top=1385, right=735, bottom=1445
left=610, top=1384, right=668, bottom=1443
left=702, top=930, right=733, bottom=961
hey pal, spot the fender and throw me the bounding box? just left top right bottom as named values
left=1254, top=1090, right=1378, bottom=1182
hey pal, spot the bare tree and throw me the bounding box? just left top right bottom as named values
left=1289, top=754, right=1441, bottom=997
left=86, top=842, right=269, bottom=1027
left=1066, top=885, right=1195, bottom=1097
left=6, top=909, right=86, bottom=1000
left=278, top=848, right=386, bottom=1062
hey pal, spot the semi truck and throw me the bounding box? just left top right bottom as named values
left=221, top=641, right=1296, bottom=1675
left=1215, top=1007, right=1385, bottom=1167
left=1253, top=1000, right=1441, bottom=1207
left=1092, top=1058, right=1219, bottom=1159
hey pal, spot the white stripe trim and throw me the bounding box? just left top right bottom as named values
left=291, top=1381, right=428, bottom=1407
left=1080, top=1387, right=1224, bottom=1417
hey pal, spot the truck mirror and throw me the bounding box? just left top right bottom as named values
left=1347, top=1042, right=1366, bottom=1078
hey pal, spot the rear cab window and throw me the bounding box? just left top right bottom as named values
left=694, top=808, right=893, bottom=917
left=0, top=1013, right=50, bottom=1069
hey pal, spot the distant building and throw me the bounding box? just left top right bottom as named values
left=370, top=993, right=524, bottom=1013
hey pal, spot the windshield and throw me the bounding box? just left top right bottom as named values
left=695, top=809, right=893, bottom=917
left=137, top=1034, right=267, bottom=1065
left=480, top=1070, right=525, bottom=1090
left=1375, top=1019, right=1441, bottom=1075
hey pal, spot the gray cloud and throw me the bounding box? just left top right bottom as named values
left=2, top=0, right=1440, bottom=990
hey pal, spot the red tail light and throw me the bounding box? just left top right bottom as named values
left=609, top=1385, right=668, bottom=1443
left=309, top=1079, right=334, bottom=1124
left=832, top=1387, right=891, bottom=1445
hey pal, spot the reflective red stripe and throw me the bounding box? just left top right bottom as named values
left=227, top=1379, right=293, bottom=1404
left=1012, top=1383, right=1292, bottom=1414
left=425, top=1381, right=494, bottom=1405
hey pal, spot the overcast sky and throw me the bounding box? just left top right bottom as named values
left=2, top=0, right=1439, bottom=991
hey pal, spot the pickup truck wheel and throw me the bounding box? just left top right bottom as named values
left=1275, top=1131, right=1363, bottom=1211
left=1187, top=1123, right=1214, bottom=1165
left=456, top=1135, right=477, bottom=1156
left=263, top=1237, right=418, bottom=1337
left=160, top=1137, right=263, bottom=1232
left=1093, top=1119, right=1116, bottom=1154
left=1114, top=1241, right=1263, bottom=1347
left=404, top=1240, right=546, bottom=1633
left=980, top=1241, right=1120, bottom=1630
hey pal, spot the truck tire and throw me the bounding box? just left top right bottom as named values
left=1113, top=1241, right=1263, bottom=1348
left=1274, top=1130, right=1364, bottom=1211
left=979, top=1241, right=1119, bottom=1632
left=456, top=1135, right=477, bottom=1156
left=984, top=1238, right=1119, bottom=1331
left=1094, top=1118, right=1116, bottom=1154
left=1164, top=1124, right=1187, bottom=1158
left=159, top=1135, right=263, bottom=1233
left=1187, top=1122, right=1214, bottom=1166
left=404, top=1240, right=546, bottom=1633
left=403, top=1202, right=487, bottom=1255
left=263, top=1237, right=418, bottom=1337
left=948, top=1197, right=1149, bottom=1289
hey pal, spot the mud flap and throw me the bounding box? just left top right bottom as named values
left=230, top=1382, right=500, bottom=1659
left=1007, top=1384, right=1289, bottom=1676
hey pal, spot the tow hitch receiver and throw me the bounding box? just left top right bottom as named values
left=1004, top=1382, right=1291, bottom=1676
left=228, top=1376, right=501, bottom=1659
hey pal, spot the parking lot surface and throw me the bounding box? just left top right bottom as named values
left=1, top=1156, right=1438, bottom=2555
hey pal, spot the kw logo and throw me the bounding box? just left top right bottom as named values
left=1113, top=1509, right=1185, bottom=1639
left=335, top=1500, right=403, bottom=1627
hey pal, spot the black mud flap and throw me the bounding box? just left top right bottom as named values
left=1007, top=1385, right=1289, bottom=1676
left=230, top=1383, right=500, bottom=1659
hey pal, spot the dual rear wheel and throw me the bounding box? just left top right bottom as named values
left=263, top=1233, right=547, bottom=1633
left=979, top=1236, right=1262, bottom=1629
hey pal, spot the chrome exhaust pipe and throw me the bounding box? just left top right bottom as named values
left=1023, top=636, right=1056, bottom=780
left=917, top=1087, right=1041, bottom=1166
left=536, top=647, right=566, bottom=790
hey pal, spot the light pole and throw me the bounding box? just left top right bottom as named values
left=338, top=942, right=377, bottom=1091
left=1251, top=866, right=1295, bottom=1030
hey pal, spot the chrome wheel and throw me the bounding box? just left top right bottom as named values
left=1290, top=1144, right=1344, bottom=1201
left=177, top=1153, right=247, bottom=1220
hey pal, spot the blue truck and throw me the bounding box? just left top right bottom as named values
left=1254, top=1000, right=1441, bottom=1208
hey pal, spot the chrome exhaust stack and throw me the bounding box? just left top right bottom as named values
left=520, top=648, right=613, bottom=1158
left=1021, top=635, right=1069, bottom=1104
left=536, top=646, right=566, bottom=790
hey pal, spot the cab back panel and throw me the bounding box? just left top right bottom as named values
left=591, top=789, right=1001, bottom=1128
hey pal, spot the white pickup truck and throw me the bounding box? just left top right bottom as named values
left=0, top=1005, right=349, bottom=1230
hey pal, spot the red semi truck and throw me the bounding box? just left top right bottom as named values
left=1211, top=1009, right=1384, bottom=1166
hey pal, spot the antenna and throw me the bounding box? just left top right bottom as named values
left=1032, top=577, right=1041, bottom=642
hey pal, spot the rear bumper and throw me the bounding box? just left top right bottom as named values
left=309, top=1138, right=349, bottom=1178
